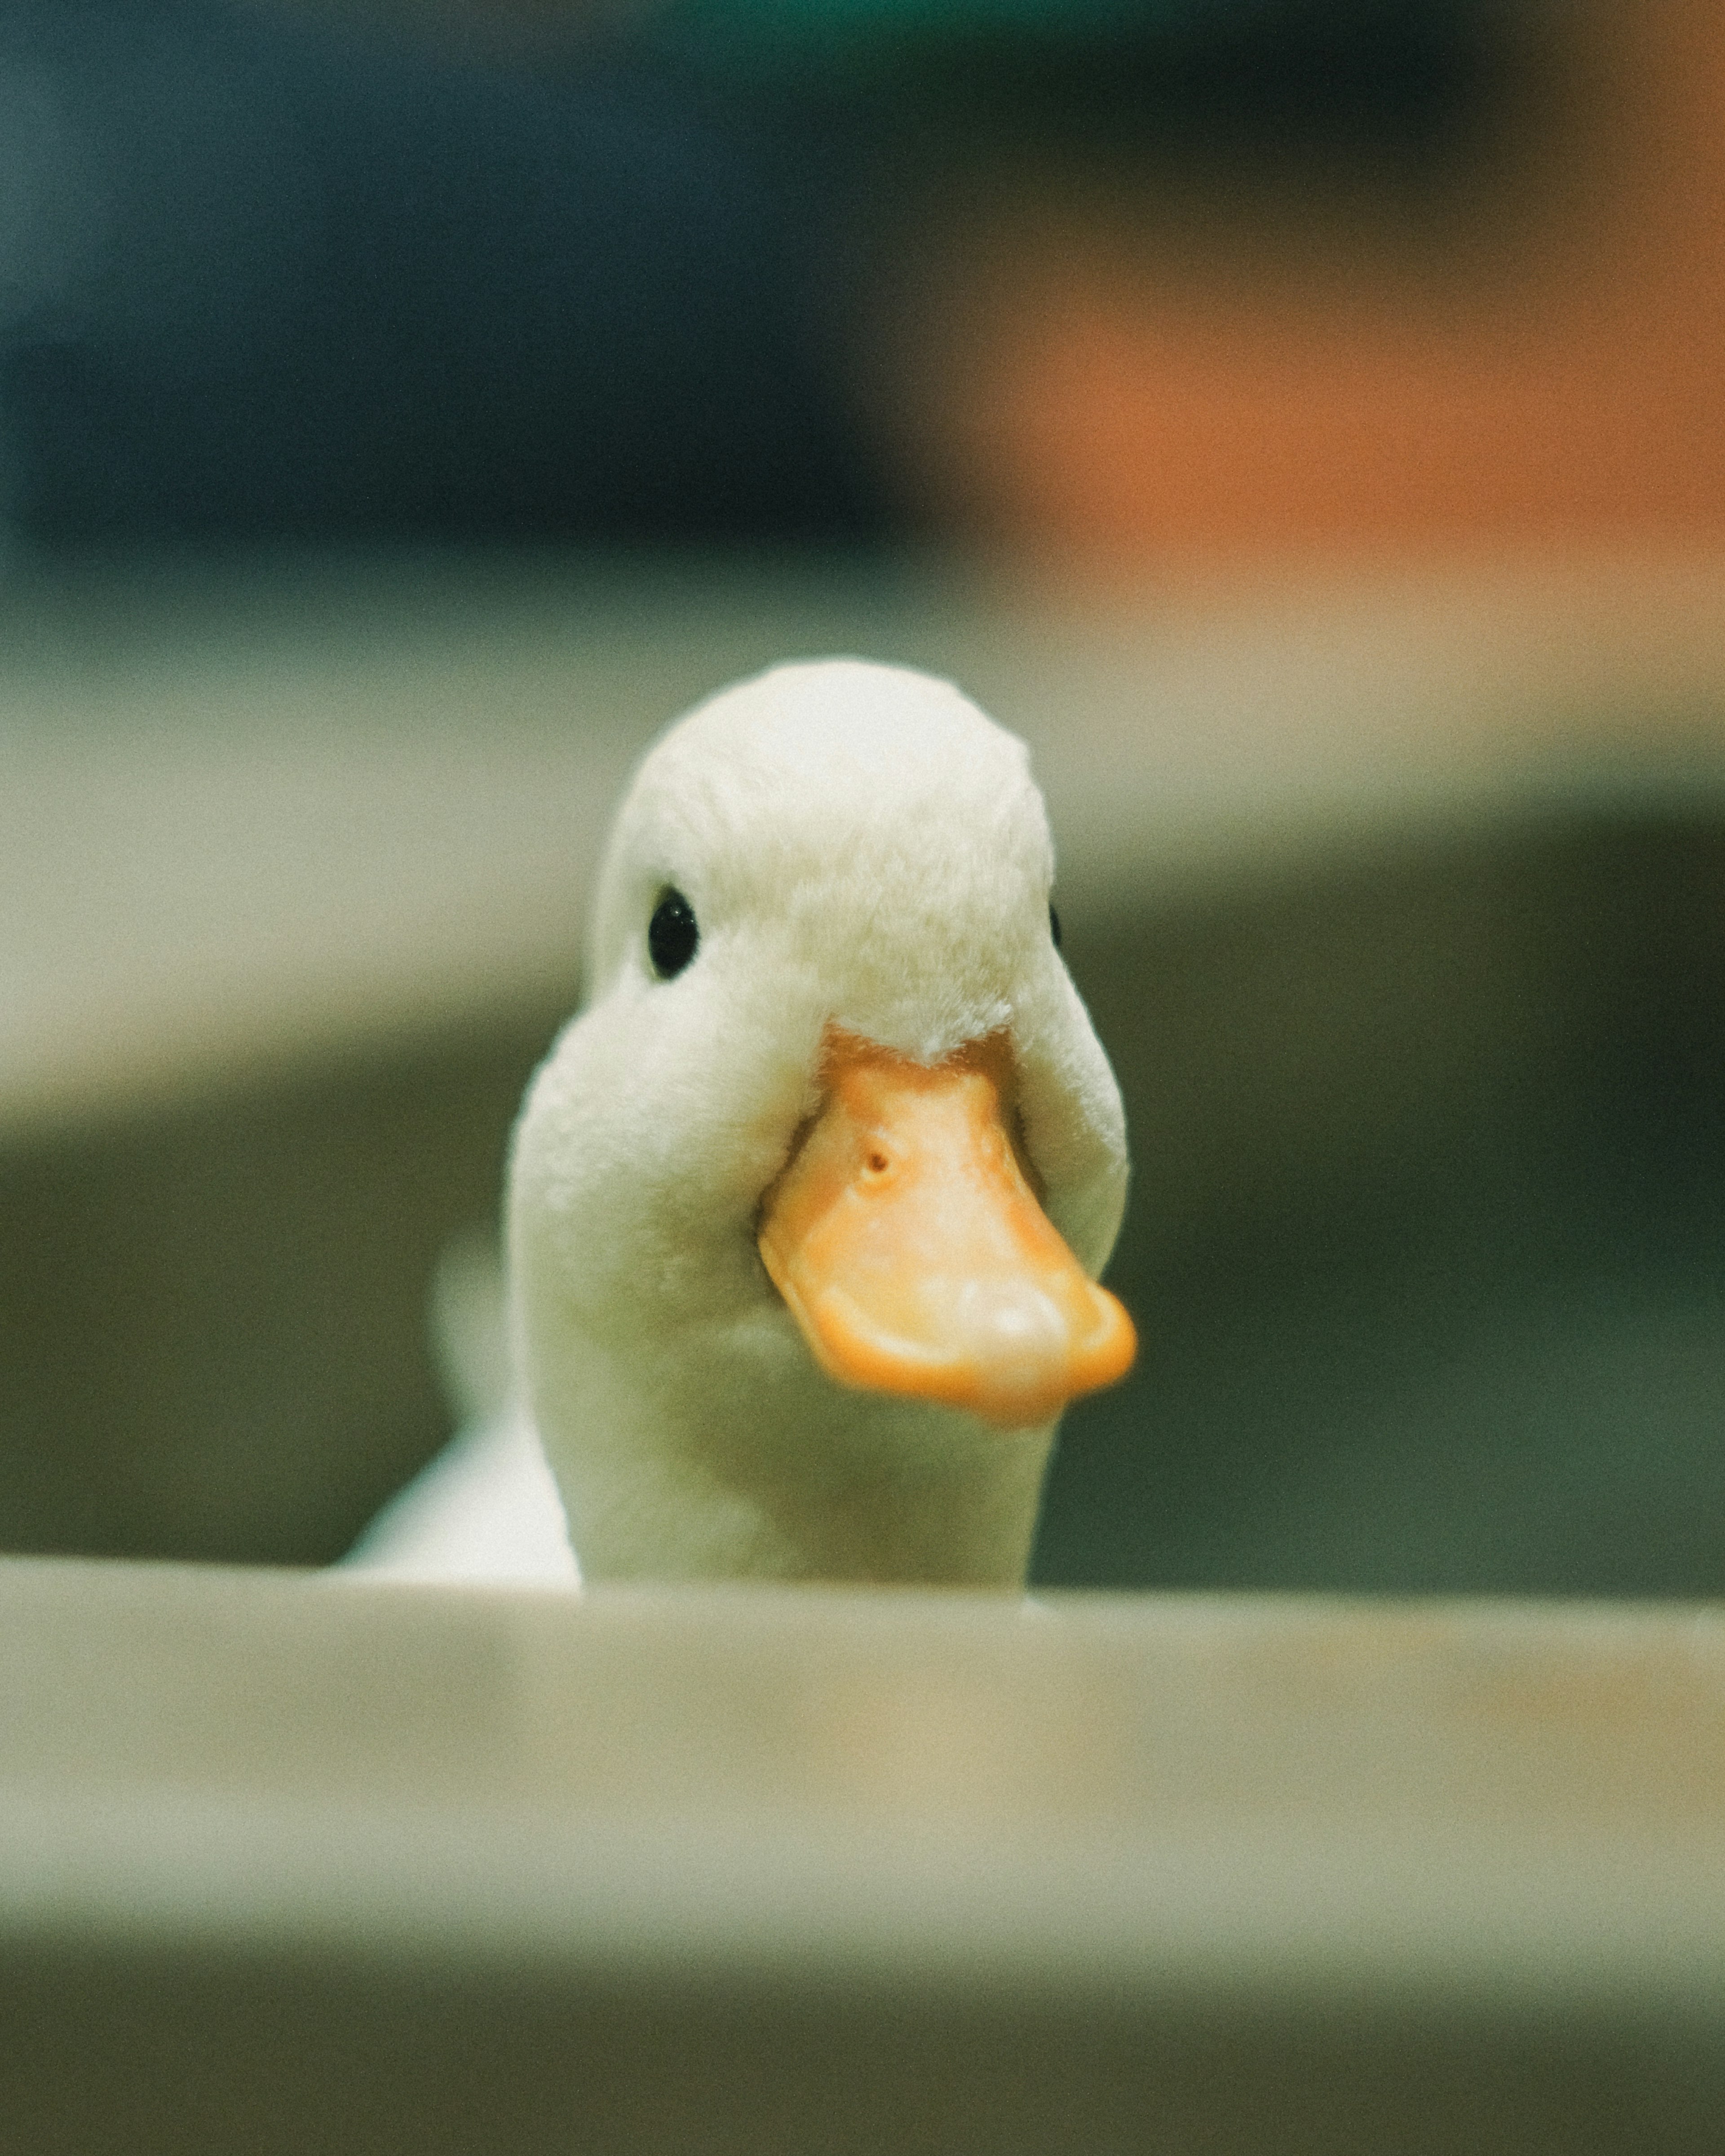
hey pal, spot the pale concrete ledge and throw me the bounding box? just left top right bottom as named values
left=2, top=1555, right=1722, bottom=2152
left=4, top=550, right=1723, bottom=1138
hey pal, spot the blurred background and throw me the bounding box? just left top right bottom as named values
left=2, top=0, right=1724, bottom=1591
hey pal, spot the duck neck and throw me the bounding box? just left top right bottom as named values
left=531, top=1326, right=1057, bottom=1588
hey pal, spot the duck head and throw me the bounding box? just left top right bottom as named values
left=508, top=659, right=1133, bottom=1586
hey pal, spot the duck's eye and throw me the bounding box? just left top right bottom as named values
left=1048, top=903, right=1063, bottom=952
left=648, top=888, right=699, bottom=980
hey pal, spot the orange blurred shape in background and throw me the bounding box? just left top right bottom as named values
left=889, top=1, right=1725, bottom=579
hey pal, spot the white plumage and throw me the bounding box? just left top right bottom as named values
left=347, top=658, right=1132, bottom=1589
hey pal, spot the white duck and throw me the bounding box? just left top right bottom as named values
left=348, top=658, right=1133, bottom=1588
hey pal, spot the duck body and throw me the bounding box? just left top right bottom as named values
left=505, top=658, right=1132, bottom=1588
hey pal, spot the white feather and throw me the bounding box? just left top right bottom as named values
left=344, top=659, right=1129, bottom=1588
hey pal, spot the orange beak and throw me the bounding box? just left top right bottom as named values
left=757, top=1028, right=1136, bottom=1429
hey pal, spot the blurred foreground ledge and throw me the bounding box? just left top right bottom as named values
left=2, top=1556, right=1724, bottom=2152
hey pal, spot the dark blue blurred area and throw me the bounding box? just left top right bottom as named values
left=0, top=0, right=1513, bottom=549
left=0, top=0, right=888, bottom=544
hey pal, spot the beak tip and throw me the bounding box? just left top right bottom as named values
left=801, top=1279, right=1137, bottom=1431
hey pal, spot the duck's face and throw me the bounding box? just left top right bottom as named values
left=509, top=660, right=1133, bottom=1431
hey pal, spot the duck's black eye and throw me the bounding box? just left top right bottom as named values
left=1048, top=903, right=1063, bottom=952
left=648, top=888, right=699, bottom=980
